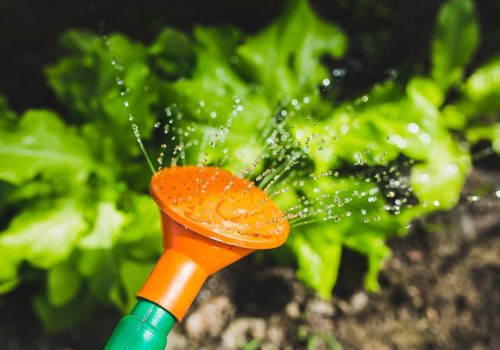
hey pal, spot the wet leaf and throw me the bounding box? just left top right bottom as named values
left=431, top=0, right=479, bottom=91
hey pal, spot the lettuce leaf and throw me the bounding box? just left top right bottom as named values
left=0, top=199, right=87, bottom=271
left=431, top=0, right=479, bottom=91
left=0, top=110, right=94, bottom=185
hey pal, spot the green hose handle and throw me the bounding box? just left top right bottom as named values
left=104, top=299, right=175, bottom=350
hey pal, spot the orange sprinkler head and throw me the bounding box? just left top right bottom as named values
left=137, top=166, right=289, bottom=320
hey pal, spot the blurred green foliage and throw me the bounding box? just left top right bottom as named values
left=0, top=0, right=499, bottom=330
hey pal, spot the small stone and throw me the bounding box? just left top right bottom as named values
left=285, top=302, right=300, bottom=319
left=306, top=299, right=335, bottom=317
left=406, top=249, right=423, bottom=262
left=221, top=318, right=266, bottom=350
left=425, top=307, right=438, bottom=321
left=267, top=325, right=285, bottom=345
left=362, top=340, right=391, bottom=350
left=164, top=328, right=188, bottom=350
left=185, top=295, right=234, bottom=339
left=350, top=292, right=369, bottom=312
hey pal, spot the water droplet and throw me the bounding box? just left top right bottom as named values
left=420, top=173, right=430, bottom=184
left=408, top=123, right=419, bottom=133
left=332, top=68, right=346, bottom=77
left=340, top=124, right=349, bottom=134
left=391, top=134, right=407, bottom=148
left=467, top=195, right=479, bottom=202
left=420, top=133, right=431, bottom=143
left=446, top=164, right=458, bottom=175
left=354, top=152, right=366, bottom=165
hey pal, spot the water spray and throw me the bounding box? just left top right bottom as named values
left=105, top=166, right=289, bottom=349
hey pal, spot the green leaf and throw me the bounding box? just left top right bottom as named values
left=79, top=202, right=127, bottom=249
left=0, top=199, right=88, bottom=269
left=431, top=0, right=479, bottom=91
left=0, top=95, right=17, bottom=124
left=465, top=56, right=500, bottom=99
left=290, top=223, right=343, bottom=298
left=441, top=104, right=467, bottom=130
left=161, top=26, right=272, bottom=172
left=410, top=135, right=471, bottom=210
left=117, top=259, right=155, bottom=312
left=77, top=249, right=120, bottom=305
left=463, top=56, right=500, bottom=115
left=0, top=109, right=94, bottom=185
left=0, top=245, right=20, bottom=294
left=344, top=232, right=391, bottom=292
left=161, top=1, right=347, bottom=174
left=47, top=263, right=83, bottom=306
left=466, top=123, right=500, bottom=153
left=46, top=30, right=157, bottom=137
left=307, top=333, right=343, bottom=350
left=149, top=28, right=196, bottom=79
left=118, top=194, right=162, bottom=247
left=33, top=292, right=94, bottom=332
left=238, top=0, right=347, bottom=98
left=406, top=77, right=444, bottom=109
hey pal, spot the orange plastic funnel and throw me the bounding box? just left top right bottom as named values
left=138, top=166, right=289, bottom=320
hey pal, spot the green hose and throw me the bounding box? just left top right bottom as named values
left=104, top=299, right=175, bottom=350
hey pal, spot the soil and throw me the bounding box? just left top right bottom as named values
left=0, top=167, right=499, bottom=349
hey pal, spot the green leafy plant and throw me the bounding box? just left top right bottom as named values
left=307, top=333, right=343, bottom=350
left=0, top=0, right=499, bottom=330
left=0, top=35, right=163, bottom=330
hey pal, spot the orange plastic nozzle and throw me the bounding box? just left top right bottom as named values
left=138, top=166, right=289, bottom=320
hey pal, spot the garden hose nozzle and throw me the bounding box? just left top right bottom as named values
left=105, top=166, right=289, bottom=349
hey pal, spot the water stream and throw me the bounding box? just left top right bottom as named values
left=103, top=34, right=499, bottom=234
